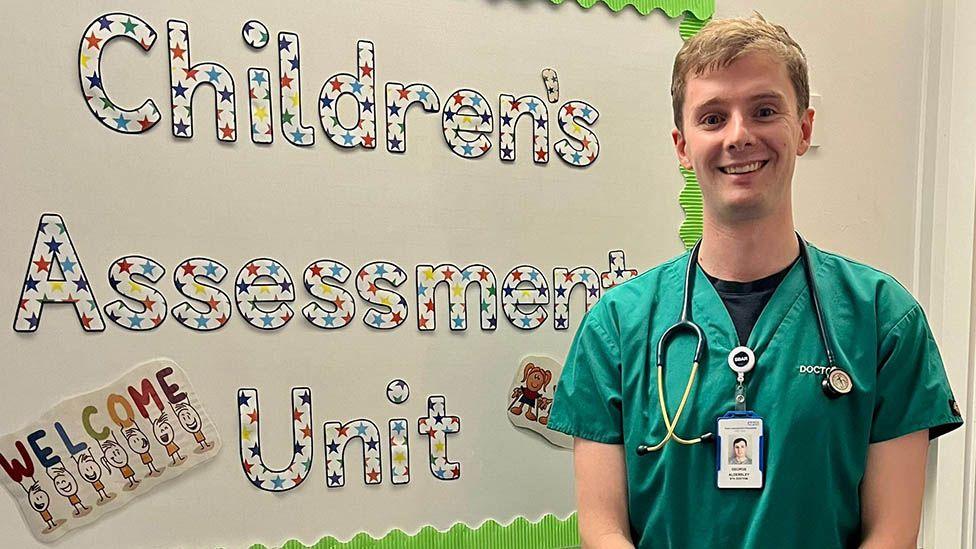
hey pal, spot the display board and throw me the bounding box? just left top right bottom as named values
left=0, top=0, right=723, bottom=546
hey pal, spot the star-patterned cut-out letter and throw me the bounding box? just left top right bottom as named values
left=418, top=395, right=460, bottom=481
left=552, top=266, right=601, bottom=331
left=384, top=82, right=439, bottom=153
left=235, top=258, right=296, bottom=331
left=318, top=40, right=376, bottom=150
left=79, top=13, right=160, bottom=135
left=414, top=263, right=496, bottom=332
left=501, top=265, right=549, bottom=331
left=172, top=257, right=232, bottom=332
left=302, top=260, right=356, bottom=330
left=442, top=89, right=493, bottom=159
left=237, top=387, right=313, bottom=493
left=15, top=214, right=104, bottom=332
left=104, top=255, right=168, bottom=331
left=167, top=20, right=237, bottom=141
left=357, top=262, right=407, bottom=330
left=278, top=32, right=315, bottom=147
left=554, top=100, right=600, bottom=168
left=323, top=418, right=383, bottom=488
left=498, top=94, right=549, bottom=163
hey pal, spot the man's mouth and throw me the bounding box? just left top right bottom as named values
left=719, top=160, right=768, bottom=175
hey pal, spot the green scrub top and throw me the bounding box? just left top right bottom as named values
left=548, top=244, right=962, bottom=549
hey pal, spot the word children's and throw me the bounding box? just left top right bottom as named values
left=79, top=13, right=601, bottom=167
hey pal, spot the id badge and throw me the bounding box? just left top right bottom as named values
left=716, top=411, right=764, bottom=489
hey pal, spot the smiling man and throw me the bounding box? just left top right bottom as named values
left=547, top=14, right=963, bottom=549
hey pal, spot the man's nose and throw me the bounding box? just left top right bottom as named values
left=725, top=113, right=755, bottom=151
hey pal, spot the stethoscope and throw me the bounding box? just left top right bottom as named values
left=636, top=234, right=853, bottom=456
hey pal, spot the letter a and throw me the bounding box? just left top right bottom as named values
left=14, top=213, right=103, bottom=332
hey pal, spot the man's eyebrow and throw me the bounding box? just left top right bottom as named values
left=749, top=92, right=788, bottom=103
left=692, top=92, right=788, bottom=112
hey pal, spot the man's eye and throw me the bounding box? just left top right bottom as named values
left=757, top=107, right=776, bottom=117
left=701, top=114, right=722, bottom=126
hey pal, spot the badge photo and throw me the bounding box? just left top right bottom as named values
left=716, top=412, right=764, bottom=489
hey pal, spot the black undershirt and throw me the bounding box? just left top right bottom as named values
left=702, top=258, right=798, bottom=345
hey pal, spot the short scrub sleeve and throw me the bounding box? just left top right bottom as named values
left=547, top=304, right=624, bottom=444
left=870, top=305, right=963, bottom=442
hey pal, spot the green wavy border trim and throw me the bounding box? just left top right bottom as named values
left=676, top=15, right=710, bottom=250
left=677, top=166, right=703, bottom=250
left=548, top=0, right=714, bottom=19
left=679, top=12, right=710, bottom=39
left=248, top=513, right=579, bottom=549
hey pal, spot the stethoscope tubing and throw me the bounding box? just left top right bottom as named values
left=638, top=234, right=844, bottom=456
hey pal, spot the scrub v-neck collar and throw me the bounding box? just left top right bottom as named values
left=688, top=252, right=809, bottom=360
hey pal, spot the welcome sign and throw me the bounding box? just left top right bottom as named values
left=0, top=360, right=219, bottom=541
left=0, top=0, right=710, bottom=545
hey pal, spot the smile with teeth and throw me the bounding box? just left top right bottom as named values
left=720, top=160, right=767, bottom=174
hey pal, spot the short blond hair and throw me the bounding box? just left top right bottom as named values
left=671, top=13, right=809, bottom=130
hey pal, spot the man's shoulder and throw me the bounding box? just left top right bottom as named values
left=809, top=244, right=921, bottom=323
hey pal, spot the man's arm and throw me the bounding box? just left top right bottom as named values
left=574, top=438, right=634, bottom=549
left=860, top=429, right=929, bottom=549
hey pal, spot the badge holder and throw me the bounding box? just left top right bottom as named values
left=717, top=347, right=764, bottom=489
left=716, top=411, right=764, bottom=489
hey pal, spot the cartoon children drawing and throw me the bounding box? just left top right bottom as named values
left=152, top=412, right=184, bottom=465
left=99, top=434, right=139, bottom=490
left=509, top=362, right=553, bottom=425
left=122, top=424, right=162, bottom=477
left=172, top=400, right=213, bottom=452
left=24, top=480, right=59, bottom=532
left=46, top=463, right=89, bottom=516
left=73, top=449, right=113, bottom=503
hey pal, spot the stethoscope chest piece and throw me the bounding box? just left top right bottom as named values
left=822, top=367, right=853, bottom=397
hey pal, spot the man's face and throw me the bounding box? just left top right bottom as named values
left=672, top=51, right=814, bottom=223
left=734, top=440, right=747, bottom=459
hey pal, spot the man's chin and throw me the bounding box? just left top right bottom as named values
left=706, top=197, right=768, bottom=223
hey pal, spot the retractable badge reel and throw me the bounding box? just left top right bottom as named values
left=717, top=346, right=765, bottom=489
left=727, top=346, right=754, bottom=411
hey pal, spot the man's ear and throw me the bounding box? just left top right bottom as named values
left=796, top=107, right=815, bottom=156
left=672, top=128, right=693, bottom=170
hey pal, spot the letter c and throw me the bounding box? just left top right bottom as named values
left=82, top=405, right=110, bottom=441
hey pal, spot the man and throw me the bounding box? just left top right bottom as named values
left=547, top=14, right=962, bottom=549
left=730, top=438, right=751, bottom=466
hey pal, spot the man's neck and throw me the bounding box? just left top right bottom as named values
left=697, top=213, right=799, bottom=282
